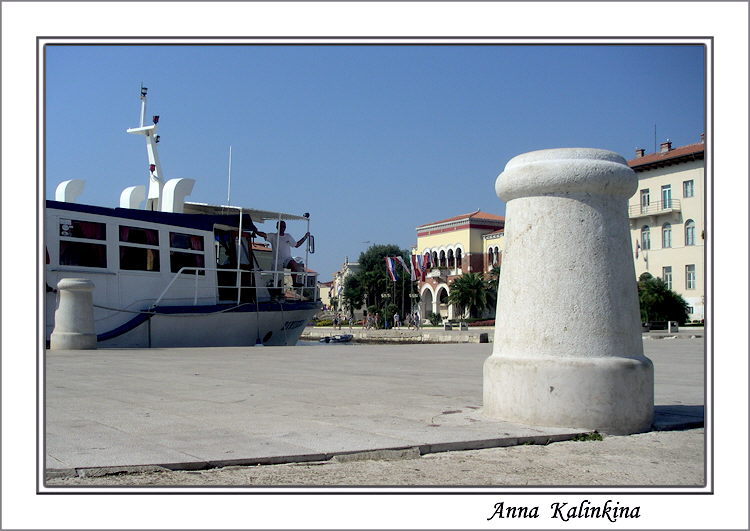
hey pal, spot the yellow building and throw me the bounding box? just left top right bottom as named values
left=414, top=210, right=504, bottom=320
left=627, top=136, right=705, bottom=322
left=483, top=229, right=505, bottom=272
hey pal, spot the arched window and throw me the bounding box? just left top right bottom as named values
left=494, top=247, right=500, bottom=265
left=431, top=251, right=438, bottom=268
left=439, top=250, right=447, bottom=268
left=488, top=248, right=494, bottom=269
left=685, top=220, right=696, bottom=246
left=456, top=248, right=463, bottom=269
left=662, top=223, right=672, bottom=248
left=447, top=249, right=455, bottom=269
left=641, top=226, right=651, bottom=250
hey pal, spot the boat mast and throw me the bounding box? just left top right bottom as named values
left=127, top=85, right=165, bottom=211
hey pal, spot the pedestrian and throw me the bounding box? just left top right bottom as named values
left=394, top=312, right=400, bottom=329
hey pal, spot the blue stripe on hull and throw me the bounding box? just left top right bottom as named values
left=96, top=300, right=320, bottom=342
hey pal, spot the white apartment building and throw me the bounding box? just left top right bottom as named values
left=627, top=136, right=705, bottom=322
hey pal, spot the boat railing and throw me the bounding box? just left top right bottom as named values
left=150, top=266, right=318, bottom=309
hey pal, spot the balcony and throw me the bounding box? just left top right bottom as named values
left=629, top=199, right=681, bottom=220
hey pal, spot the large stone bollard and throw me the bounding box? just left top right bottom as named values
left=483, top=148, right=653, bottom=435
left=50, top=278, right=97, bottom=350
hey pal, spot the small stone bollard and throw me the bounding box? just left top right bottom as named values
left=50, top=278, right=97, bottom=350
left=483, top=148, right=653, bottom=435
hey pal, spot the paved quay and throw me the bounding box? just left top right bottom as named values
left=301, top=325, right=704, bottom=343
left=45, top=338, right=705, bottom=481
left=301, top=325, right=493, bottom=343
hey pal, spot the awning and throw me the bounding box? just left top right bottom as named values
left=183, top=202, right=309, bottom=222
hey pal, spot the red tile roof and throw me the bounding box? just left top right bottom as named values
left=417, top=210, right=505, bottom=228
left=628, top=142, right=705, bottom=171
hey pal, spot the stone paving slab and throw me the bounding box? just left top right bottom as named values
left=44, top=339, right=704, bottom=475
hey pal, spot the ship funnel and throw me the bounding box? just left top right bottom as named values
left=161, top=178, right=195, bottom=213
left=120, top=185, right=146, bottom=209
left=55, top=179, right=85, bottom=203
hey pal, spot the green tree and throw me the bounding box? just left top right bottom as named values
left=638, top=272, right=690, bottom=324
left=342, top=274, right=365, bottom=312
left=447, top=272, right=490, bottom=319
left=348, top=244, right=416, bottom=315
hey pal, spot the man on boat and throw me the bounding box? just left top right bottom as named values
left=255, top=221, right=310, bottom=287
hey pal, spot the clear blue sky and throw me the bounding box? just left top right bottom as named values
left=45, top=44, right=705, bottom=281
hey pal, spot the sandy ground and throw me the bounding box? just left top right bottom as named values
left=47, top=428, right=704, bottom=488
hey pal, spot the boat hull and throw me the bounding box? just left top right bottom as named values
left=95, top=302, right=320, bottom=348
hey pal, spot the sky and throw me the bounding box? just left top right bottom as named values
left=44, top=43, right=705, bottom=281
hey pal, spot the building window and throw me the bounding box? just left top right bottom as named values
left=431, top=251, right=438, bottom=268
left=641, top=226, right=651, bottom=250
left=58, top=218, right=107, bottom=268
left=456, top=248, right=462, bottom=269
left=683, top=179, right=695, bottom=198
left=447, top=249, right=455, bottom=269
left=662, top=266, right=672, bottom=290
left=488, top=248, right=494, bottom=269
left=640, top=189, right=650, bottom=213
left=687, top=306, right=694, bottom=315
left=438, top=250, right=447, bottom=268
left=661, top=184, right=672, bottom=209
left=685, top=264, right=696, bottom=290
left=119, top=225, right=160, bottom=271
left=662, top=223, right=672, bottom=248
left=685, top=220, right=696, bottom=246
left=170, top=232, right=205, bottom=275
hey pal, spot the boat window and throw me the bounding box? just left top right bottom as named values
left=59, top=219, right=106, bottom=240
left=170, top=251, right=205, bottom=275
left=169, top=232, right=205, bottom=275
left=59, top=241, right=107, bottom=268
left=119, top=226, right=159, bottom=245
left=120, top=247, right=160, bottom=271
left=170, top=232, right=204, bottom=251
left=118, top=225, right=160, bottom=271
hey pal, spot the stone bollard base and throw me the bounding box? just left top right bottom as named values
left=483, top=354, right=654, bottom=435
left=50, top=331, right=97, bottom=350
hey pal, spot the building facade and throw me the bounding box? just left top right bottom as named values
left=414, top=210, right=505, bottom=320
left=329, top=257, right=362, bottom=316
left=627, top=136, right=705, bottom=322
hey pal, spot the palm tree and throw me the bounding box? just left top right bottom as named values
left=447, top=273, right=490, bottom=319
left=637, top=272, right=689, bottom=324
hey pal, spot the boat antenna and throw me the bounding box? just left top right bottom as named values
left=139, top=83, right=147, bottom=127
left=227, top=145, right=232, bottom=205
left=127, top=85, right=165, bottom=211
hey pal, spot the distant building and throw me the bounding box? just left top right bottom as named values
left=330, top=257, right=362, bottom=316
left=317, top=280, right=333, bottom=310
left=627, top=135, right=705, bottom=322
left=414, top=210, right=505, bottom=320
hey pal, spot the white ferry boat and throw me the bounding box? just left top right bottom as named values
left=45, top=87, right=321, bottom=347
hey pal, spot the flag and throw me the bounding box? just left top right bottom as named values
left=422, top=253, right=431, bottom=281
left=395, top=256, right=410, bottom=278
left=384, top=256, right=398, bottom=281
left=410, top=254, right=420, bottom=281
left=635, top=239, right=640, bottom=259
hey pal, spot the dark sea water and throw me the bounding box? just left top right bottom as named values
left=296, top=339, right=356, bottom=347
